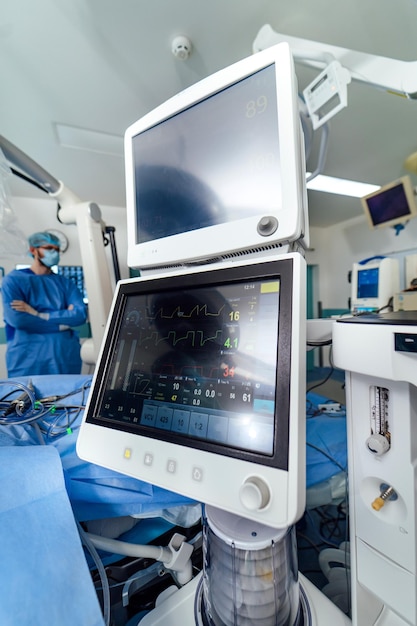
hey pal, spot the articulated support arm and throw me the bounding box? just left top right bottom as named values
left=253, top=24, right=417, bottom=99
left=0, top=135, right=114, bottom=365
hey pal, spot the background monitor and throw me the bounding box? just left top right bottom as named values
left=361, top=175, right=417, bottom=231
left=350, top=257, right=400, bottom=314
left=124, top=42, right=308, bottom=270
left=57, top=265, right=88, bottom=303
left=77, top=255, right=306, bottom=528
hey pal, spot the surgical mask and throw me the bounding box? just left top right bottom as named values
left=39, top=248, right=60, bottom=268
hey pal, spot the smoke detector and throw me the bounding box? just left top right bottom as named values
left=172, top=35, right=192, bottom=60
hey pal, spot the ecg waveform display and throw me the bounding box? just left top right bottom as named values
left=96, top=277, right=280, bottom=455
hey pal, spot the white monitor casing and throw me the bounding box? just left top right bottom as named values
left=77, top=254, right=306, bottom=529
left=125, top=42, right=308, bottom=271
left=351, top=257, right=400, bottom=314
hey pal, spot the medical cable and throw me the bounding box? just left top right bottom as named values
left=86, top=534, right=173, bottom=563
left=307, top=441, right=347, bottom=475
left=306, top=121, right=330, bottom=183
left=307, top=364, right=335, bottom=394
left=306, top=339, right=333, bottom=347
left=0, top=380, right=90, bottom=438
left=77, top=521, right=111, bottom=626
left=0, top=380, right=42, bottom=425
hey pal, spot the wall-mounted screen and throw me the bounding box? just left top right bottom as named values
left=361, top=175, right=417, bottom=231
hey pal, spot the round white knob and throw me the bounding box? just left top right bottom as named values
left=366, top=434, right=390, bottom=456
left=239, top=477, right=271, bottom=511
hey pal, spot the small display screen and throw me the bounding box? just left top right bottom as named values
left=57, top=266, right=88, bottom=303
left=86, top=261, right=295, bottom=466
left=132, top=64, right=281, bottom=244
left=357, top=268, right=379, bottom=299
left=366, top=183, right=411, bottom=226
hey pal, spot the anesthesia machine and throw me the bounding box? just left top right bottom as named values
left=333, top=312, right=417, bottom=625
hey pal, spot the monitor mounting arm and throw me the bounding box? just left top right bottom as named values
left=0, top=134, right=113, bottom=366
left=253, top=25, right=417, bottom=99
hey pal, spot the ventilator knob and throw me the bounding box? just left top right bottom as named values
left=366, top=433, right=390, bottom=456
left=239, top=477, right=271, bottom=511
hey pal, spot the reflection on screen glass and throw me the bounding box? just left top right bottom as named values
left=132, top=64, right=281, bottom=244
left=94, top=278, right=280, bottom=456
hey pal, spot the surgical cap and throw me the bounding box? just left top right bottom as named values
left=28, top=231, right=61, bottom=249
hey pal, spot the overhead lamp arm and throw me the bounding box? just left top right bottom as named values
left=0, top=134, right=61, bottom=194
left=0, top=134, right=114, bottom=366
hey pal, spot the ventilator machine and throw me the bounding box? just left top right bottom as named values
left=77, top=42, right=352, bottom=625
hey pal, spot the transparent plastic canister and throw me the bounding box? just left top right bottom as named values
left=201, top=506, right=300, bottom=626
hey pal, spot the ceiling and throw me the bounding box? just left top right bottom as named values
left=3, top=0, right=417, bottom=228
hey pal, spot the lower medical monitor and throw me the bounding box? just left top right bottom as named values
left=125, top=42, right=308, bottom=270
left=77, top=255, right=306, bottom=528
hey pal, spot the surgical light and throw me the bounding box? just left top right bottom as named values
left=307, top=173, right=380, bottom=197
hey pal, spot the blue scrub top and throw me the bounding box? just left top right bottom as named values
left=2, top=268, right=88, bottom=376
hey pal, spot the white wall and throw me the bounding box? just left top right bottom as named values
left=306, top=214, right=417, bottom=314
left=0, top=196, right=128, bottom=378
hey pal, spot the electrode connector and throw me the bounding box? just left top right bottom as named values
left=372, top=484, right=397, bottom=511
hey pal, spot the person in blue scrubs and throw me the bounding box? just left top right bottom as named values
left=2, top=231, right=88, bottom=377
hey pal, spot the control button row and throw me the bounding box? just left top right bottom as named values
left=127, top=448, right=204, bottom=483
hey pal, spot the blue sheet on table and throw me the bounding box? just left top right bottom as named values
left=306, top=391, right=347, bottom=488
left=0, top=375, right=198, bottom=522
left=0, top=377, right=348, bottom=519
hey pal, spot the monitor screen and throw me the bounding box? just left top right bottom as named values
left=133, top=65, right=280, bottom=246
left=125, top=42, right=308, bottom=269
left=357, top=268, right=379, bottom=299
left=77, top=255, right=306, bottom=527
left=361, top=175, right=417, bottom=230
left=90, top=275, right=279, bottom=457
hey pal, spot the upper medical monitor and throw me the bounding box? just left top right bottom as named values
left=125, top=42, right=308, bottom=270
left=77, top=255, right=306, bottom=528
left=361, top=176, right=417, bottom=231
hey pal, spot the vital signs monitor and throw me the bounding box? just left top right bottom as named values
left=77, top=254, right=306, bottom=528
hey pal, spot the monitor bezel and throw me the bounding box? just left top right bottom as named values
left=77, top=254, right=306, bottom=527
left=124, top=42, right=308, bottom=270
left=84, top=257, right=295, bottom=470
left=361, top=175, right=417, bottom=231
